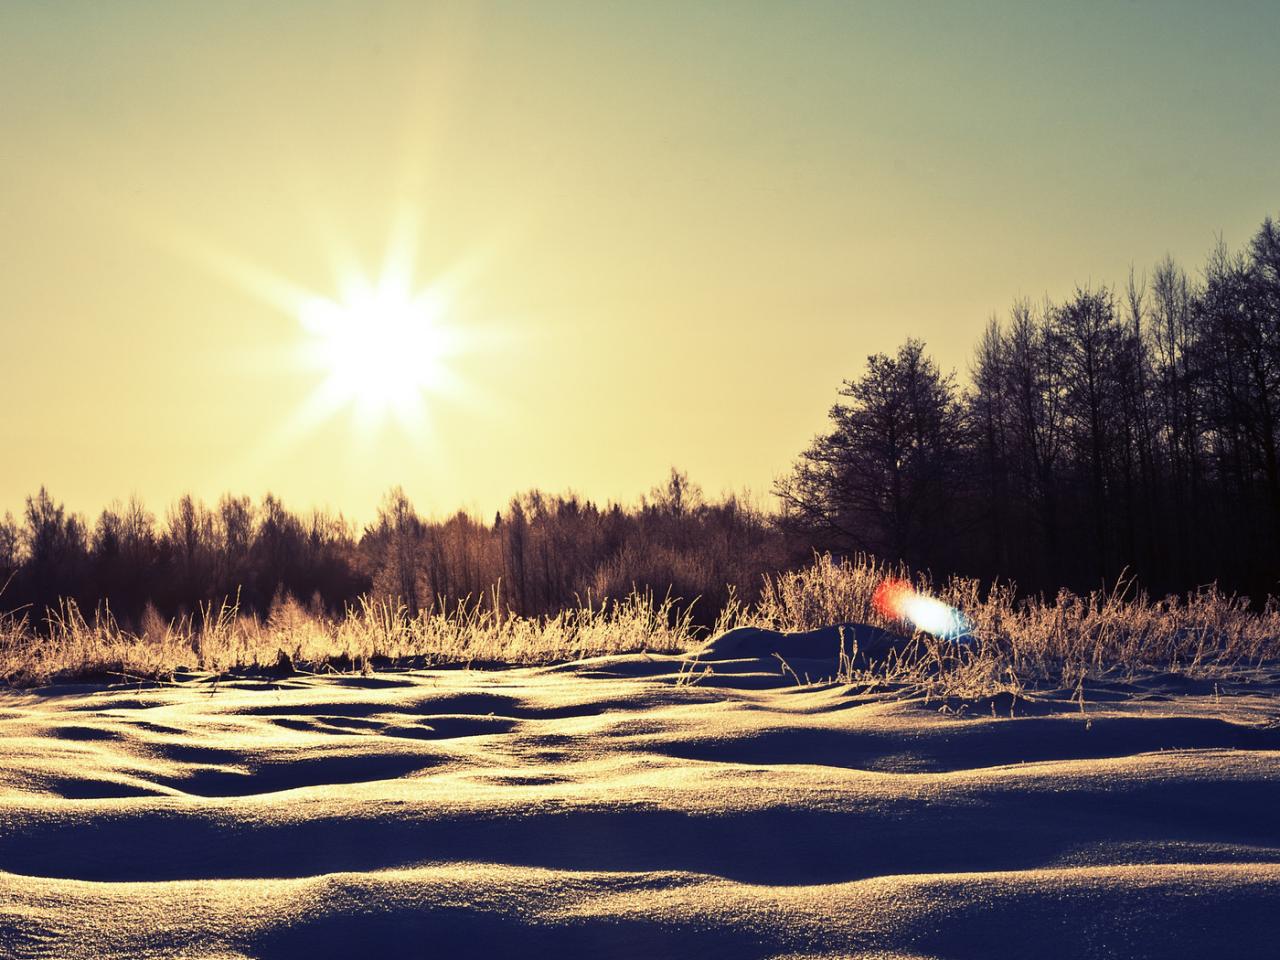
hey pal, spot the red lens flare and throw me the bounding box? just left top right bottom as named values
left=873, top=578, right=971, bottom=640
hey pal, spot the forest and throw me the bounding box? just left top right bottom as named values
left=780, top=214, right=1280, bottom=600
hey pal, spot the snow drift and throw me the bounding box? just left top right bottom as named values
left=2, top=628, right=1279, bottom=959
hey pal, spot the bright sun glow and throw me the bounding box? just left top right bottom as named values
left=169, top=209, right=486, bottom=456
left=298, top=276, right=458, bottom=430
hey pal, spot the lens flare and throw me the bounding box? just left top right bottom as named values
left=872, top=578, right=971, bottom=640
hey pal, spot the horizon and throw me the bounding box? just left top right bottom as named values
left=4, top=1, right=1280, bottom=525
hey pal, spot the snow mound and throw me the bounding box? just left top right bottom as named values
left=700, top=623, right=911, bottom=666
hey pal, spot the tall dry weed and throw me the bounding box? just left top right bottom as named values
left=3, top=555, right=1277, bottom=691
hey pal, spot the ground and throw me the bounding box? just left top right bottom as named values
left=2, top=629, right=1279, bottom=959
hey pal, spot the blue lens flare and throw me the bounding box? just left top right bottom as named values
left=873, top=578, right=971, bottom=640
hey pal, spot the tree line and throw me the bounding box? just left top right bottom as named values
left=778, top=213, right=1280, bottom=600
left=0, top=473, right=795, bottom=630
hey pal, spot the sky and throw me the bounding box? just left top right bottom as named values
left=3, top=0, right=1279, bottom=526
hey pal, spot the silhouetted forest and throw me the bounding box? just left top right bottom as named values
left=0, top=473, right=793, bottom=631
left=4, top=213, right=1280, bottom=628
left=779, top=213, right=1280, bottom=600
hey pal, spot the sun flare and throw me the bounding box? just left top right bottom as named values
left=298, top=276, right=458, bottom=429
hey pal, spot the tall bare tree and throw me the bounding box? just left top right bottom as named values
left=777, top=339, right=963, bottom=568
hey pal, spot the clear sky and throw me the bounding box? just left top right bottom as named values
left=3, top=1, right=1278, bottom=524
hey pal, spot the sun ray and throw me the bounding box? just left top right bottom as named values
left=80, top=159, right=496, bottom=468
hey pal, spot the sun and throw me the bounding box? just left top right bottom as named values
left=298, top=274, right=457, bottom=429
left=161, top=209, right=487, bottom=448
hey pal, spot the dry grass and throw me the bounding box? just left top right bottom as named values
left=3, top=554, right=1278, bottom=691
left=756, top=554, right=1280, bottom=697
left=0, top=588, right=714, bottom=687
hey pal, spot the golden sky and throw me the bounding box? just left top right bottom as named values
left=3, top=1, right=1278, bottom=523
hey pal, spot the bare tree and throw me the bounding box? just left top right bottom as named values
left=777, top=339, right=963, bottom=568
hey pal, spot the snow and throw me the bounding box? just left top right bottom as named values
left=2, top=629, right=1279, bottom=958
